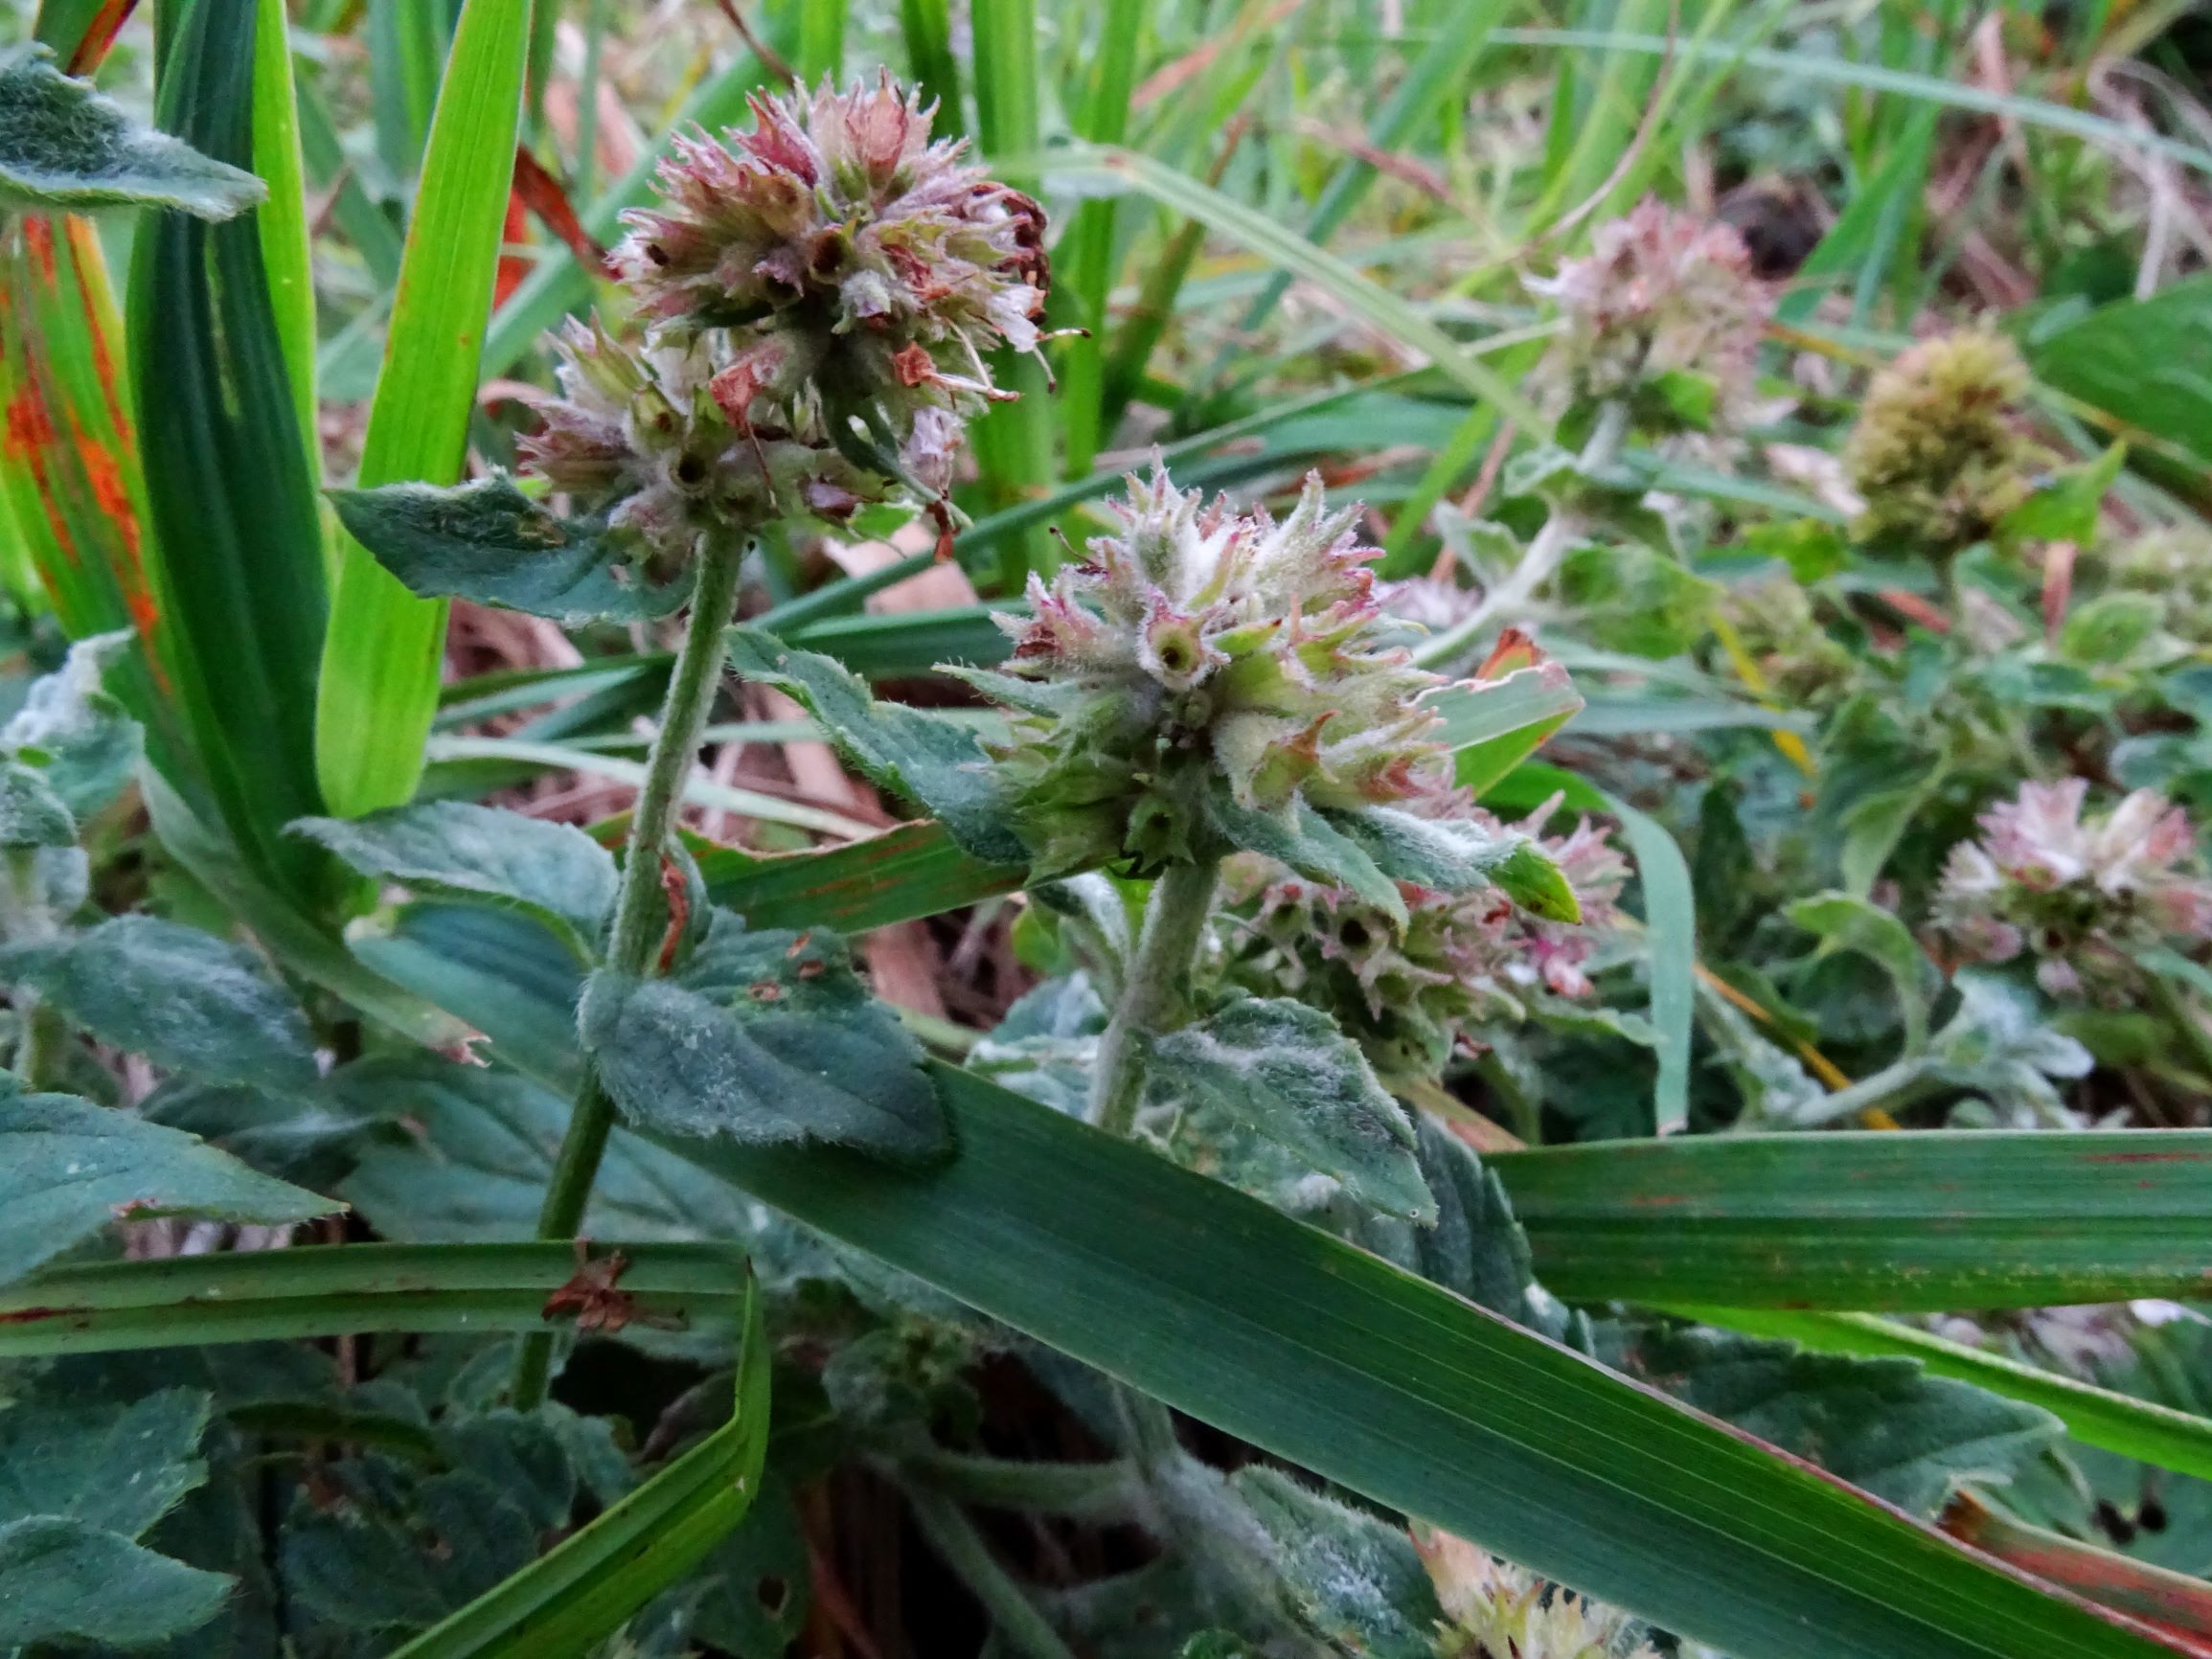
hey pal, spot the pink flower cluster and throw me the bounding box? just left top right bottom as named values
left=1934, top=780, right=2212, bottom=998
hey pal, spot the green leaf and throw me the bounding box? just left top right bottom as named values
left=2057, top=593, right=2165, bottom=668
left=0, top=1387, right=229, bottom=1648
left=318, top=0, right=536, bottom=815
left=1438, top=663, right=1585, bottom=799
left=1330, top=804, right=1576, bottom=921
left=0, top=1518, right=232, bottom=1648
left=579, top=909, right=947, bottom=1159
left=1489, top=1128, right=2212, bottom=1310
left=0, top=1089, right=338, bottom=1284
left=1594, top=1321, right=2058, bottom=1516
left=0, top=759, right=76, bottom=847
left=705, top=820, right=1027, bottom=934
left=1787, top=890, right=1937, bottom=1052
left=3, top=629, right=141, bottom=817
left=0, top=43, right=264, bottom=216
left=1555, top=542, right=1718, bottom=659
left=0, top=915, right=318, bottom=1089
left=337, top=1054, right=760, bottom=1243
left=1150, top=997, right=1434, bottom=1224
left=384, top=1277, right=769, bottom=1659
left=2029, top=275, right=2212, bottom=464
left=328, top=475, right=694, bottom=627
left=293, top=801, right=617, bottom=963
left=1207, top=794, right=1405, bottom=927
left=1997, top=443, right=2128, bottom=546
left=1232, top=1466, right=1441, bottom=1659
left=725, top=627, right=1028, bottom=867
left=1674, top=1307, right=2212, bottom=1489
left=649, top=1064, right=2174, bottom=1659
left=0, top=1240, right=747, bottom=1358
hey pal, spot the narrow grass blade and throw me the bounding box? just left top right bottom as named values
left=252, top=0, right=317, bottom=466
left=1674, top=1307, right=2212, bottom=1488
left=1057, top=146, right=1546, bottom=433
left=1944, top=1493, right=2212, bottom=1651
left=131, top=0, right=331, bottom=900
left=704, top=820, right=1025, bottom=932
left=318, top=0, right=535, bottom=817
left=387, top=1276, right=768, bottom=1659
left=0, top=1242, right=746, bottom=1358
left=898, top=0, right=963, bottom=135
left=647, top=1066, right=2179, bottom=1659
left=1490, top=1131, right=2212, bottom=1310
left=1053, top=0, right=1146, bottom=476
left=1604, top=792, right=1695, bottom=1136
left=794, top=0, right=845, bottom=82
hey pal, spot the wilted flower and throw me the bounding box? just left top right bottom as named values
left=1933, top=779, right=2212, bottom=999
left=1844, top=330, right=2036, bottom=555
left=1415, top=1528, right=1660, bottom=1659
left=972, top=468, right=1462, bottom=875
left=1218, top=799, right=1629, bottom=1079
left=613, top=75, right=1049, bottom=489
left=1528, top=196, right=1769, bottom=430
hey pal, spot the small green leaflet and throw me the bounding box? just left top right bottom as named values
left=1233, top=1466, right=1442, bottom=1659
left=726, top=626, right=1030, bottom=866
left=328, top=474, right=695, bottom=625
left=294, top=801, right=618, bottom=964
left=0, top=44, right=264, bottom=217
left=0, top=760, right=76, bottom=848
left=0, top=915, right=320, bottom=1090
left=580, top=908, right=947, bottom=1159
left=0, top=1088, right=339, bottom=1284
left=2, top=630, right=142, bottom=819
left=1332, top=804, right=1578, bottom=921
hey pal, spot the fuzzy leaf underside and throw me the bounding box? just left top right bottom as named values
left=0, top=44, right=264, bottom=217
left=293, top=801, right=618, bottom=962
left=0, top=1089, right=339, bottom=1284
left=0, top=915, right=319, bottom=1090
left=726, top=627, right=1031, bottom=866
left=581, top=909, right=946, bottom=1160
left=329, top=474, right=694, bottom=625
left=1150, top=997, right=1434, bottom=1224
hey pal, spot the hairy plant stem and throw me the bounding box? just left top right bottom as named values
left=3, top=847, right=64, bottom=1089
left=1412, top=397, right=1630, bottom=671
left=511, top=534, right=745, bottom=1411
left=1087, top=858, right=1220, bottom=1136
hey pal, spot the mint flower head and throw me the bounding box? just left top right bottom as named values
left=612, top=74, right=1049, bottom=489
left=1527, top=196, right=1769, bottom=430
left=1219, top=801, right=1628, bottom=1079
left=977, top=468, right=1459, bottom=874
left=1844, top=329, right=2035, bottom=555
left=1933, top=780, right=2212, bottom=999
left=1416, top=1528, right=1659, bottom=1659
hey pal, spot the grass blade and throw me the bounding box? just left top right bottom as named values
left=1057, top=145, right=1547, bottom=433
left=1674, top=1307, right=2212, bottom=1488
left=1491, top=1131, right=2212, bottom=1310
left=253, top=0, right=317, bottom=466
left=898, top=0, right=964, bottom=135
left=0, top=1241, right=745, bottom=1358
left=1053, top=0, right=1145, bottom=475
left=317, top=0, right=536, bottom=817
left=131, top=0, right=331, bottom=900
left=1605, top=792, right=1695, bottom=1136
left=387, top=1276, right=769, bottom=1659
left=649, top=1065, right=2178, bottom=1659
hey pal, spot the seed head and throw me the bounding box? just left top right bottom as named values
left=1529, top=196, right=1769, bottom=428
left=1933, top=779, right=2212, bottom=999
left=974, top=468, right=1458, bottom=874
left=1844, top=330, right=2036, bottom=555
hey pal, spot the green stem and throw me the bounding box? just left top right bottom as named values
left=1087, top=859, right=1219, bottom=1135
left=511, top=534, right=745, bottom=1410
left=2147, top=972, right=2212, bottom=1093
left=3, top=847, right=64, bottom=1088
left=905, top=1487, right=1081, bottom=1659
left=901, top=1447, right=1141, bottom=1519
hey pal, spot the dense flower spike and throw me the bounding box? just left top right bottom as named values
left=1528, top=196, right=1769, bottom=429
left=1843, top=330, right=2036, bottom=554
left=1218, top=799, right=1628, bottom=1079
left=613, top=75, right=1048, bottom=488
left=1416, top=1529, right=1661, bottom=1659
left=1933, top=779, right=2212, bottom=999
left=1721, top=571, right=1857, bottom=709
left=975, top=467, right=1461, bottom=874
